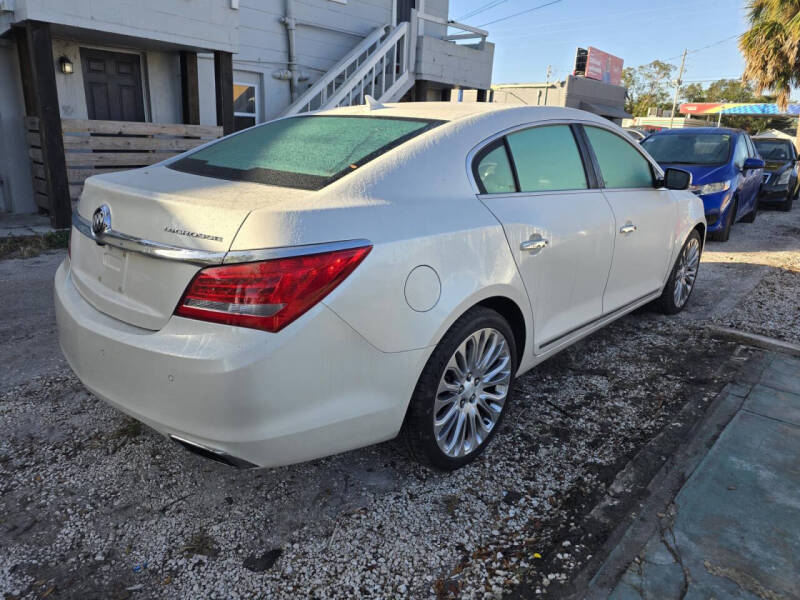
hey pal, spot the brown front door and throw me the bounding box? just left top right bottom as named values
left=80, top=48, right=146, bottom=121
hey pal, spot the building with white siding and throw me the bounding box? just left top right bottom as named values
left=0, top=0, right=495, bottom=225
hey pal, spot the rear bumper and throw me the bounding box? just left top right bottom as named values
left=54, top=260, right=428, bottom=468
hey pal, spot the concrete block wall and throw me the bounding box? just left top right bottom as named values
left=415, top=35, right=494, bottom=90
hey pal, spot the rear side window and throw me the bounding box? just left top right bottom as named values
left=585, top=126, right=654, bottom=189
left=474, top=143, right=517, bottom=194
left=169, top=115, right=442, bottom=190
left=506, top=125, right=588, bottom=192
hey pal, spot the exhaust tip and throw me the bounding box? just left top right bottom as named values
left=170, top=435, right=258, bottom=469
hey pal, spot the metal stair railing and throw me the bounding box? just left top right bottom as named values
left=283, top=24, right=389, bottom=116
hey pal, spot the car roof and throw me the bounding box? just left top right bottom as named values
left=315, top=101, right=611, bottom=125
left=648, top=127, right=743, bottom=136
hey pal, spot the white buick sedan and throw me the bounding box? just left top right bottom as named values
left=55, top=103, right=704, bottom=471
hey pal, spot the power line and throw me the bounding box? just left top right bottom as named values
left=662, top=34, right=740, bottom=63
left=478, top=0, right=563, bottom=28
left=455, top=0, right=509, bottom=22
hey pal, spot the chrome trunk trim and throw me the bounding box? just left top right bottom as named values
left=73, top=210, right=371, bottom=266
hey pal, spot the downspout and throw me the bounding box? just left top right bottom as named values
left=281, top=0, right=299, bottom=102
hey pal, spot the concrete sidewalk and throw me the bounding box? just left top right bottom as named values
left=592, top=352, right=800, bottom=599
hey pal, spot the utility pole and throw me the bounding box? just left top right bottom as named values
left=544, top=65, right=553, bottom=105
left=669, top=49, right=687, bottom=129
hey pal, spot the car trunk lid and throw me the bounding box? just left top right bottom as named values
left=70, top=166, right=311, bottom=330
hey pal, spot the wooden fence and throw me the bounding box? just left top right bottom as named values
left=25, top=117, right=222, bottom=208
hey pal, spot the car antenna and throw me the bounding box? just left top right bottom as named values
left=364, top=95, right=385, bottom=110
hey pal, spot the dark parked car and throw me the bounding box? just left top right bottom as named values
left=753, top=136, right=798, bottom=212
left=641, top=128, right=764, bottom=242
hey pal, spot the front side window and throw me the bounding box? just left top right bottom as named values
left=585, top=126, right=653, bottom=189
left=642, top=133, right=732, bottom=166
left=474, top=143, right=517, bottom=194
left=169, top=115, right=441, bottom=190
left=733, top=136, right=748, bottom=168
left=506, top=125, right=588, bottom=192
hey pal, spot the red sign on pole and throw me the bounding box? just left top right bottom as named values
left=585, top=47, right=624, bottom=86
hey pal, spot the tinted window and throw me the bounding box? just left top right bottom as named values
left=733, top=136, right=748, bottom=168
left=744, top=135, right=756, bottom=158
left=169, top=115, right=442, bottom=190
left=642, top=133, right=732, bottom=165
left=506, top=125, right=587, bottom=192
left=585, top=126, right=653, bottom=188
left=475, top=143, right=517, bottom=194
left=754, top=139, right=794, bottom=161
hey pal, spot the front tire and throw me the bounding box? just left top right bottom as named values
left=403, top=306, right=517, bottom=470
left=709, top=197, right=736, bottom=242
left=658, top=230, right=702, bottom=315
left=741, top=195, right=758, bottom=223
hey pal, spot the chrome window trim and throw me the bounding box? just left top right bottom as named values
left=72, top=211, right=371, bottom=266
left=466, top=118, right=665, bottom=196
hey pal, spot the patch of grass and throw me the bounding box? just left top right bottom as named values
left=0, top=231, right=69, bottom=260
left=110, top=417, right=143, bottom=440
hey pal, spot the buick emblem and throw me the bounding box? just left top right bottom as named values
left=92, top=205, right=111, bottom=236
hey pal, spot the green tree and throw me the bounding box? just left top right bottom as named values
left=739, top=0, right=800, bottom=111
left=622, top=60, right=676, bottom=116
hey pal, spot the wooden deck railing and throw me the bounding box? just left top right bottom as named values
left=25, top=117, right=223, bottom=207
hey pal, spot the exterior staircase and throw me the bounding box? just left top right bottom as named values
left=283, top=19, right=418, bottom=116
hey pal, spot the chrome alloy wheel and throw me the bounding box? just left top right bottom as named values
left=433, top=328, right=512, bottom=458
left=674, top=237, right=700, bottom=308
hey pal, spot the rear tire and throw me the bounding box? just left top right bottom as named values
left=741, top=195, right=758, bottom=223
left=403, top=306, right=517, bottom=471
left=658, top=230, right=702, bottom=315
left=709, top=197, right=736, bottom=242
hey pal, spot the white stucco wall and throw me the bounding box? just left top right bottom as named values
left=0, top=41, right=35, bottom=214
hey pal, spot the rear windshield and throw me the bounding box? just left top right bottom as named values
left=754, top=139, right=794, bottom=161
left=168, top=115, right=442, bottom=190
left=642, top=133, right=732, bottom=165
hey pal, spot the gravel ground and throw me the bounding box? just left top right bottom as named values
left=0, top=312, right=740, bottom=600
left=0, top=201, right=797, bottom=599
left=696, top=203, right=800, bottom=345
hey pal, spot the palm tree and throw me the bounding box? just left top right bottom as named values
left=739, top=0, right=800, bottom=112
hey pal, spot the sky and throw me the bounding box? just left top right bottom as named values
left=448, top=0, right=749, bottom=88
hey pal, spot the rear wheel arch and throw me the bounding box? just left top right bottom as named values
left=475, top=296, right=527, bottom=363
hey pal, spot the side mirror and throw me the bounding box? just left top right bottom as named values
left=662, top=168, right=691, bottom=190
left=743, top=157, right=765, bottom=170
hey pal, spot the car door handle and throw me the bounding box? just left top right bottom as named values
left=619, top=223, right=637, bottom=234
left=520, top=236, right=549, bottom=253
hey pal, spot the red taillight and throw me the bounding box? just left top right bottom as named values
left=175, top=245, right=371, bottom=332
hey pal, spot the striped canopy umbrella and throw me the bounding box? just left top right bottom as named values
left=680, top=102, right=800, bottom=116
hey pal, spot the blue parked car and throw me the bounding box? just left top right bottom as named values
left=641, top=128, right=764, bottom=241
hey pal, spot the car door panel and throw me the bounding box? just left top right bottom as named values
left=581, top=125, right=677, bottom=314
left=474, top=123, right=615, bottom=352
left=481, top=190, right=615, bottom=349
left=601, top=188, right=677, bottom=312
